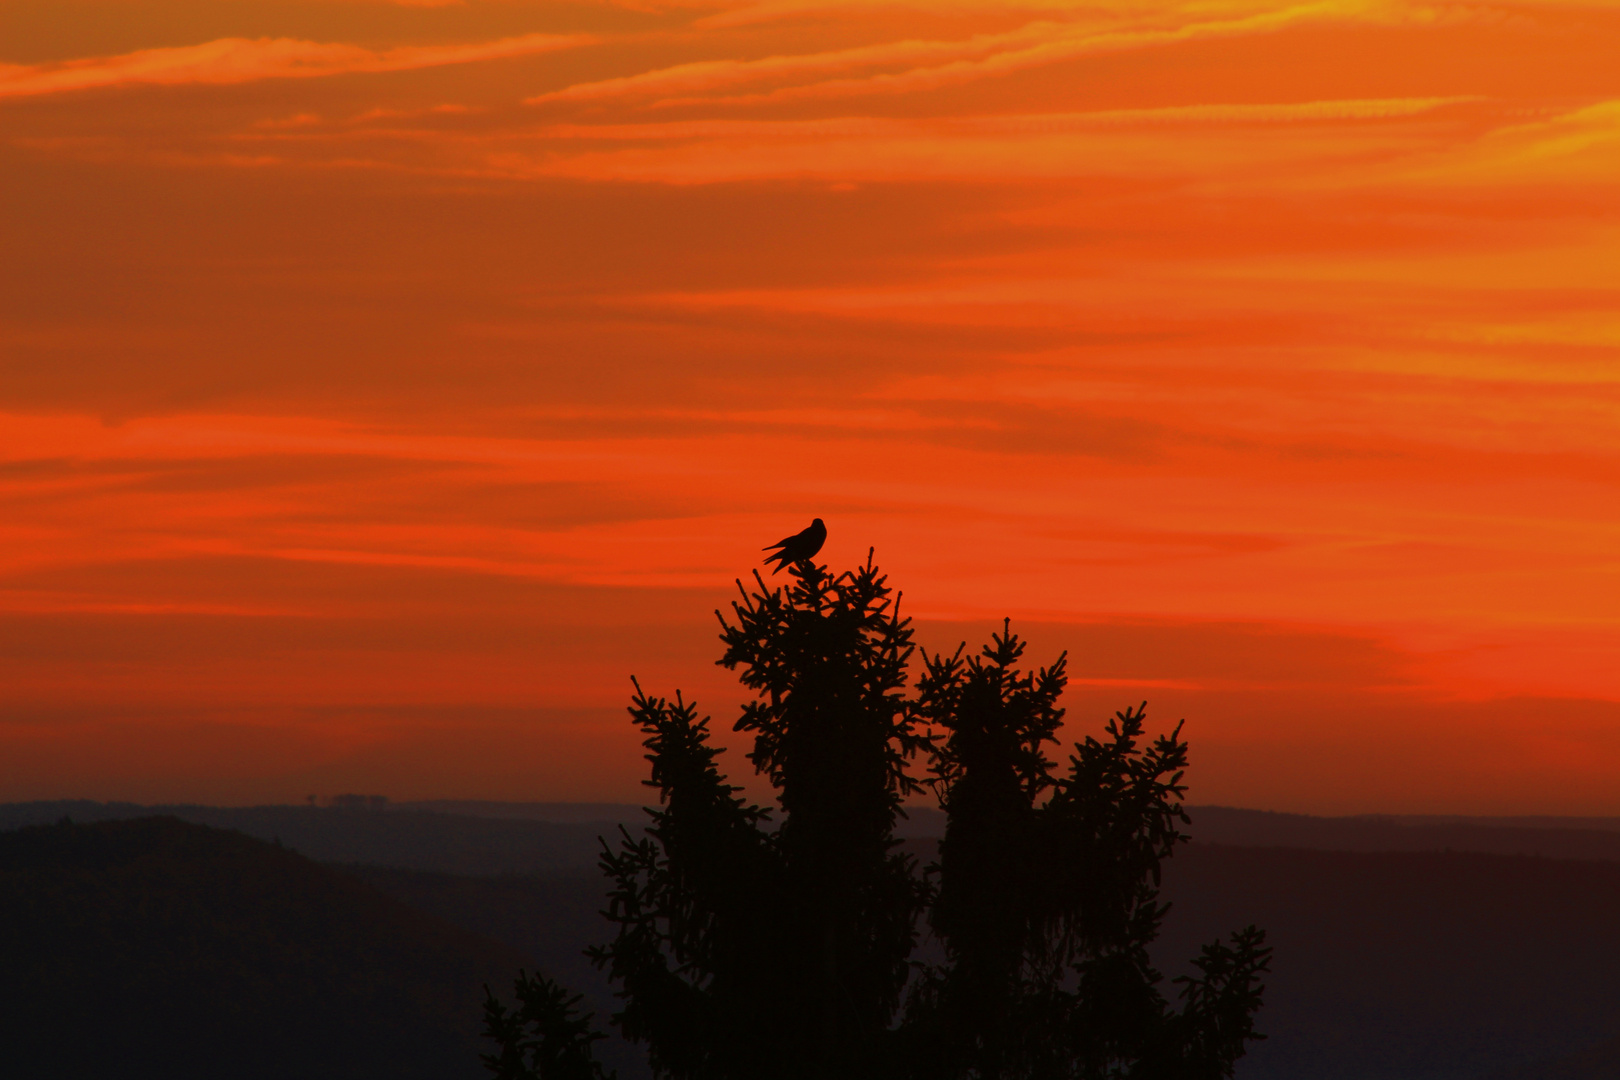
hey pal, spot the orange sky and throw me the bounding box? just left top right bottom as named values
left=3, top=0, right=1619, bottom=812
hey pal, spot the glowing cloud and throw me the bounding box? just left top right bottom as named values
left=0, top=32, right=592, bottom=100
left=531, top=0, right=1415, bottom=107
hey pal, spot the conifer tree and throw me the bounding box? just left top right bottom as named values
left=484, top=554, right=1268, bottom=1080
left=906, top=621, right=1270, bottom=1079
left=482, top=971, right=615, bottom=1080
left=583, top=555, right=927, bottom=1080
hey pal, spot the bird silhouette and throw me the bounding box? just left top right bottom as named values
left=763, top=518, right=827, bottom=574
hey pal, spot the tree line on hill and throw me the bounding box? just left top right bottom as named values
left=484, top=553, right=1270, bottom=1080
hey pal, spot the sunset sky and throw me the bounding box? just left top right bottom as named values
left=3, top=0, right=1619, bottom=813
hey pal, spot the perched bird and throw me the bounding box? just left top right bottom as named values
left=763, top=518, right=827, bottom=574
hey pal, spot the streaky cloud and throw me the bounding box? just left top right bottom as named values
left=530, top=0, right=1419, bottom=108
left=0, top=32, right=593, bottom=101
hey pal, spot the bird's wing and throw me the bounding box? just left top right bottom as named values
left=763, top=526, right=807, bottom=551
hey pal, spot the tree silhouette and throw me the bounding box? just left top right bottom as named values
left=907, top=621, right=1270, bottom=1079
left=485, top=554, right=1268, bottom=1080
left=483, top=971, right=615, bottom=1080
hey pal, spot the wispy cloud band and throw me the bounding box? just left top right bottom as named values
left=529, top=0, right=1418, bottom=108
left=0, top=33, right=592, bottom=101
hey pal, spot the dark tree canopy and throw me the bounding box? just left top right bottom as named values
left=908, top=622, right=1269, bottom=1079
left=486, top=554, right=1268, bottom=1080
left=483, top=971, right=614, bottom=1080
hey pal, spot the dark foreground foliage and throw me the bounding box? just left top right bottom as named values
left=486, top=554, right=1269, bottom=1080
left=484, top=970, right=616, bottom=1080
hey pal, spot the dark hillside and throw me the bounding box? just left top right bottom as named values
left=1156, top=844, right=1620, bottom=1080
left=0, top=817, right=527, bottom=1080
left=346, top=865, right=650, bottom=1079
left=1187, top=807, right=1620, bottom=862
left=346, top=865, right=610, bottom=1003
left=14, top=801, right=1620, bottom=876
left=0, top=800, right=616, bottom=874
left=1487, top=1032, right=1620, bottom=1080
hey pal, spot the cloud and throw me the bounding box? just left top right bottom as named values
left=0, top=33, right=592, bottom=101
left=1448, top=99, right=1620, bottom=182
left=538, top=97, right=1476, bottom=140
left=488, top=97, right=1478, bottom=185
left=213, top=86, right=1482, bottom=187
left=526, top=22, right=1054, bottom=104
left=693, top=0, right=1388, bottom=29
left=529, top=0, right=1415, bottom=108
left=694, top=0, right=1118, bottom=29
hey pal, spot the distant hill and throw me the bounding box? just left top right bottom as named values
left=12, top=802, right=1620, bottom=873
left=1186, top=806, right=1620, bottom=862
left=0, top=800, right=620, bottom=875
left=398, top=800, right=650, bottom=825
left=0, top=799, right=948, bottom=875
left=0, top=817, right=529, bottom=1080
left=1156, top=845, right=1620, bottom=1080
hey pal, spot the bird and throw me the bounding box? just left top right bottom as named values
left=763, top=518, right=827, bottom=574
